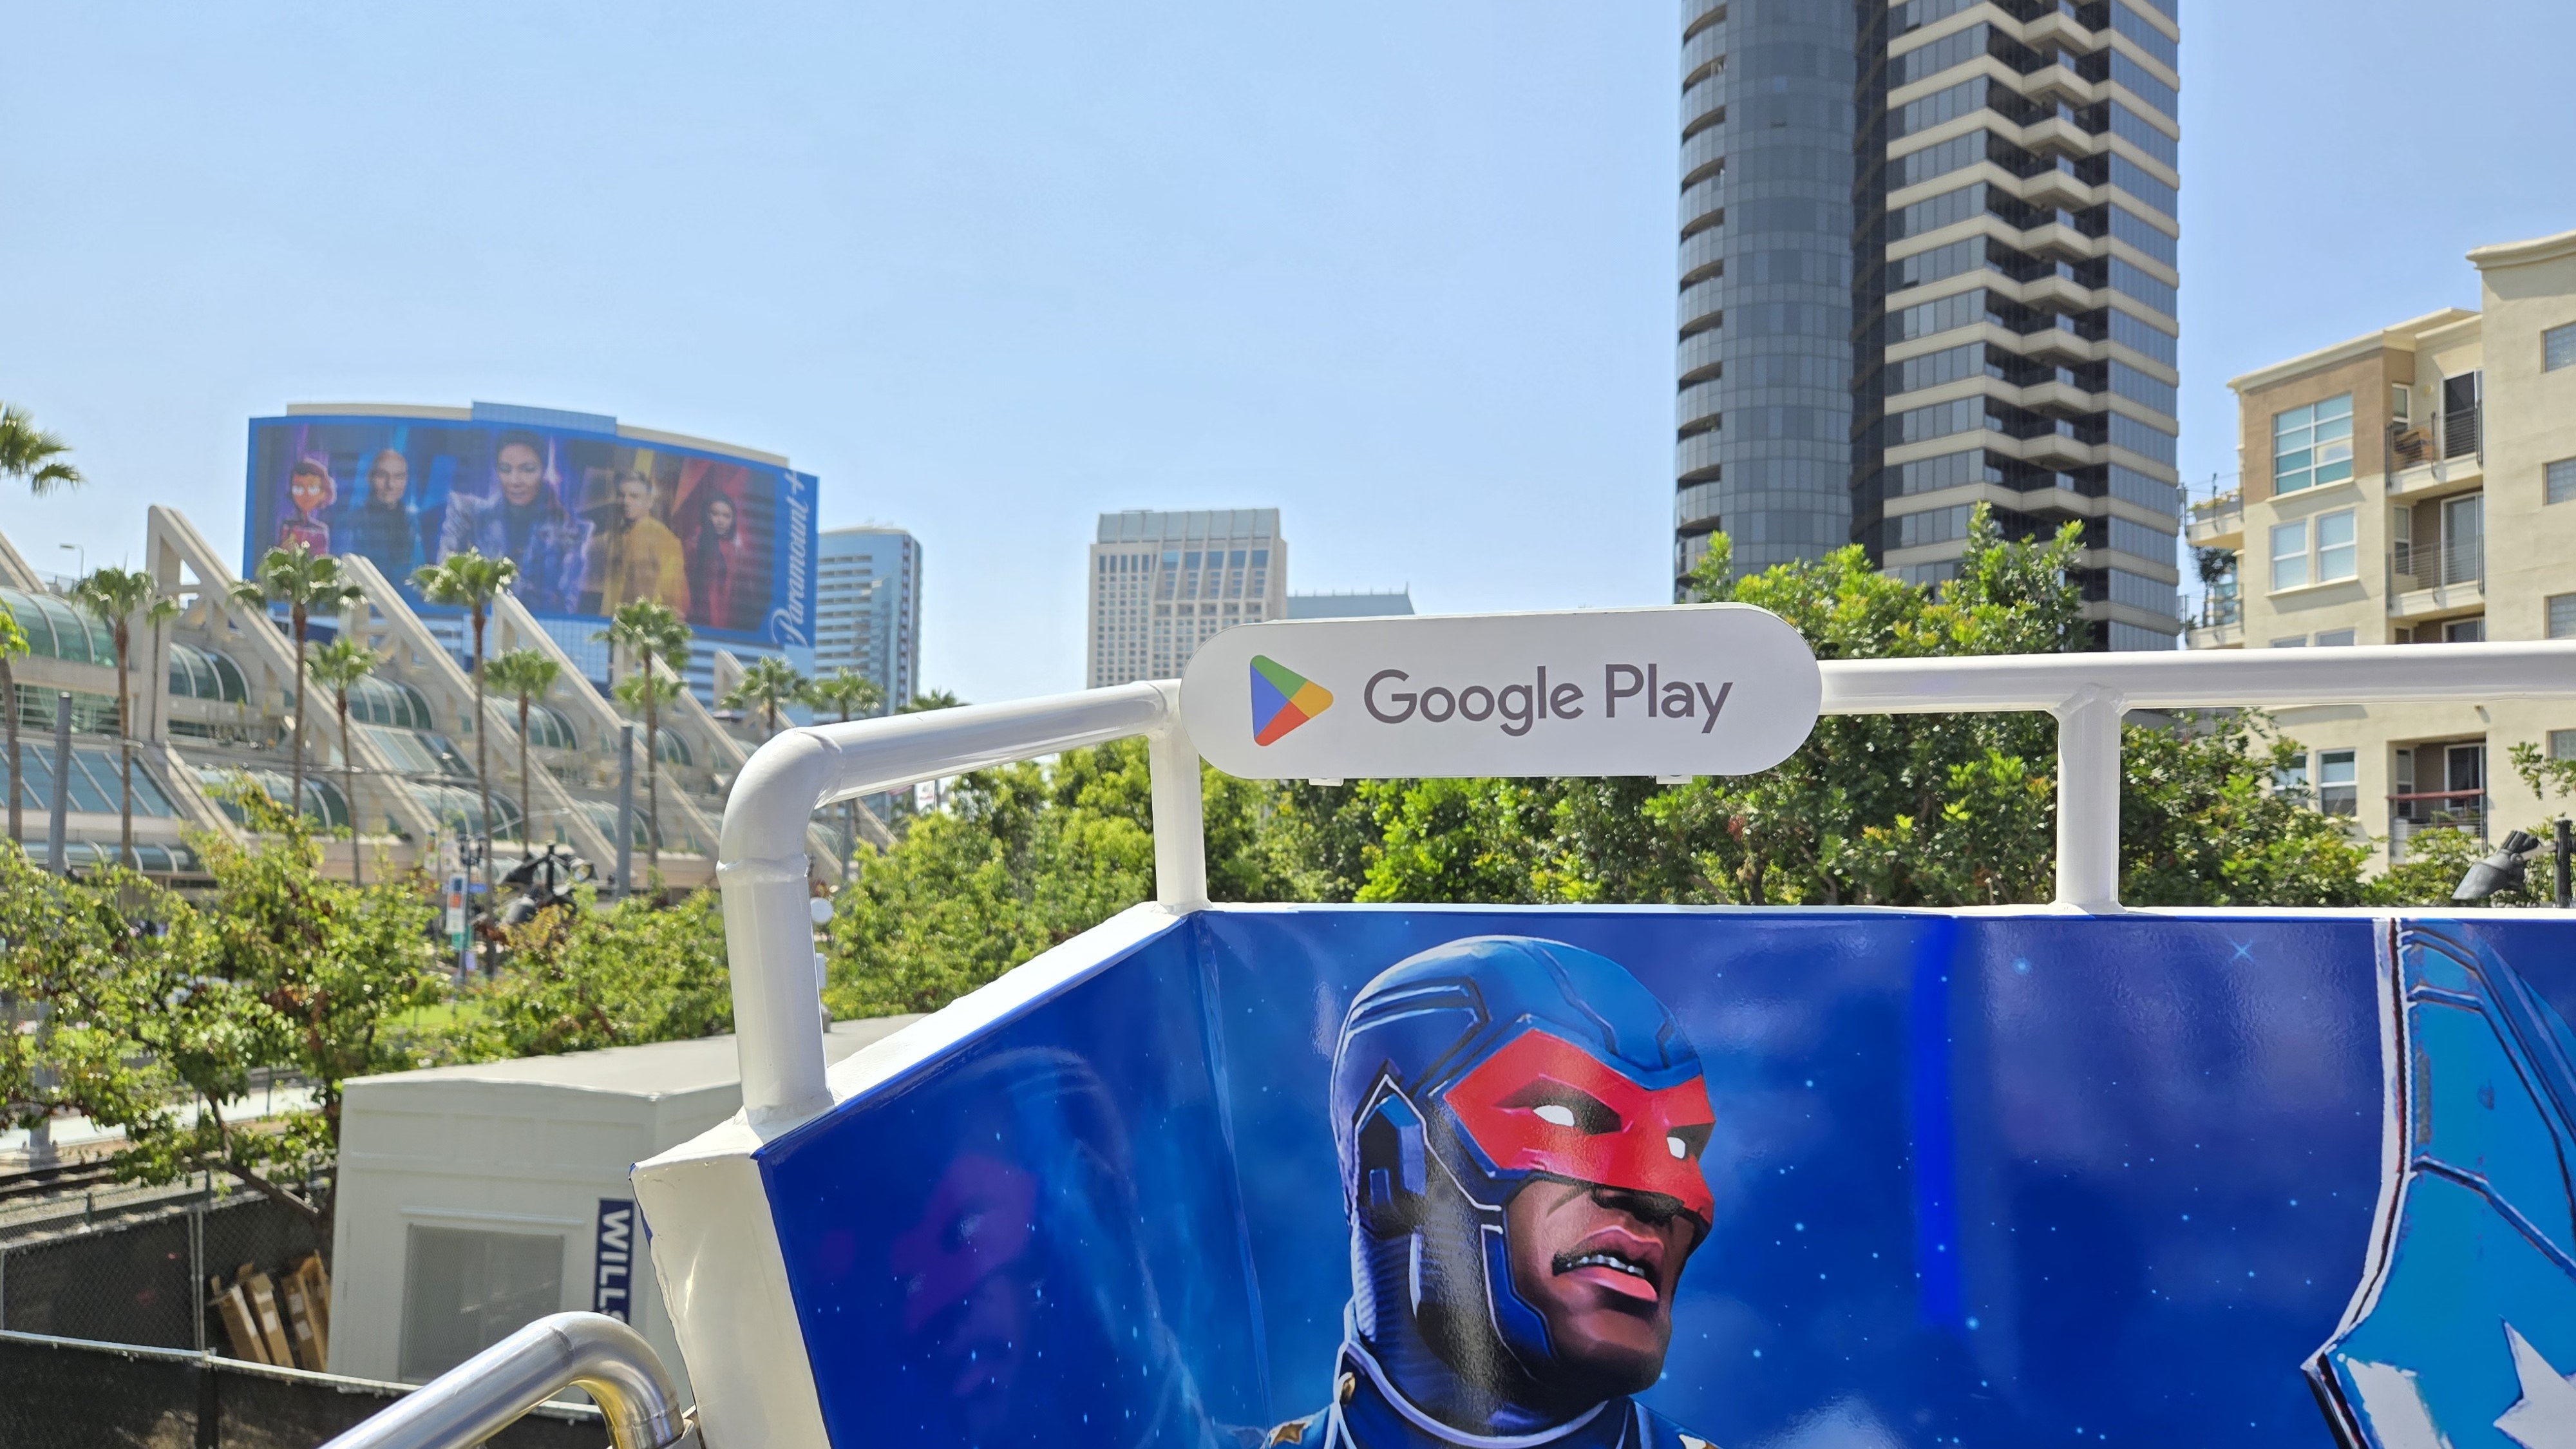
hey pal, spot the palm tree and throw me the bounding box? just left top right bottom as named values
left=600, top=600, right=691, bottom=876
left=232, top=543, right=364, bottom=811
left=898, top=688, right=963, bottom=714
left=0, top=601, right=28, bottom=848
left=305, top=638, right=380, bottom=886
left=69, top=568, right=179, bottom=869
left=721, top=656, right=808, bottom=741
left=412, top=550, right=520, bottom=862
left=614, top=670, right=687, bottom=874
left=484, top=648, right=563, bottom=854
left=802, top=667, right=885, bottom=867
left=0, top=404, right=82, bottom=495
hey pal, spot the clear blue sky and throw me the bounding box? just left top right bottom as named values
left=5, top=2, right=2571, bottom=703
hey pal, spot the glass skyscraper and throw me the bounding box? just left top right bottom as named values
left=1673, top=0, right=2184, bottom=652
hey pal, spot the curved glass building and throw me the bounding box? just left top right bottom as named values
left=1674, top=0, right=2184, bottom=652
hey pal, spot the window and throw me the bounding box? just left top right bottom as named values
left=2274, top=753, right=2309, bottom=794
left=2553, top=729, right=2576, bottom=761
left=2549, top=458, right=2576, bottom=505
left=2271, top=636, right=2308, bottom=649
left=2274, top=394, right=2354, bottom=495
left=2316, top=629, right=2356, bottom=647
left=2270, top=520, right=2309, bottom=591
left=2269, top=509, right=2356, bottom=590
left=2547, top=322, right=2576, bottom=372
left=2316, top=508, right=2358, bottom=581
left=401, top=1226, right=565, bottom=1381
left=2551, top=593, right=2576, bottom=639
left=2316, top=749, right=2358, bottom=817
left=2444, top=618, right=2486, bottom=643
left=2391, top=384, right=2410, bottom=423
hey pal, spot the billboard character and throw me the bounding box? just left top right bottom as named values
left=687, top=492, right=744, bottom=630
left=345, top=448, right=421, bottom=580
left=582, top=469, right=690, bottom=614
left=435, top=430, right=587, bottom=612
left=1276, top=936, right=1718, bottom=1449
left=279, top=457, right=336, bottom=554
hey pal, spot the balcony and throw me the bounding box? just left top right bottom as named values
left=2387, top=541, right=2484, bottom=620
left=2186, top=490, right=2242, bottom=548
left=2388, top=790, right=2487, bottom=862
left=2388, top=412, right=2485, bottom=496
left=2183, top=592, right=2242, bottom=650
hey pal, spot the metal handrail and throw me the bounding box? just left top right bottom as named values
left=316, top=1312, right=694, bottom=1449
left=718, top=638, right=2576, bottom=1132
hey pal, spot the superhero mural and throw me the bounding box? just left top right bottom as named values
left=753, top=909, right=2576, bottom=1449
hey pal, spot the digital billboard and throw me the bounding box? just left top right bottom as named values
left=244, top=413, right=817, bottom=648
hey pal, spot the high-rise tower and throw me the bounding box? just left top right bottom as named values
left=1672, top=0, right=2184, bottom=652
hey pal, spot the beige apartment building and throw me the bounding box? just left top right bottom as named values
left=2186, top=225, right=2576, bottom=862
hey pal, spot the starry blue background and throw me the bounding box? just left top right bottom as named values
left=755, top=907, right=2576, bottom=1448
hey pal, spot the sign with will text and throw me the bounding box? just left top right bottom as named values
left=1180, top=605, right=1821, bottom=779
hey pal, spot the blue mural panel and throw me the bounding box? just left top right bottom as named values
left=752, top=908, right=2576, bottom=1449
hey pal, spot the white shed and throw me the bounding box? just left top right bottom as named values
left=326, top=1016, right=917, bottom=1391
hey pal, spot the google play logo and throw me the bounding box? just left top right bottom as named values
left=1250, top=656, right=1334, bottom=746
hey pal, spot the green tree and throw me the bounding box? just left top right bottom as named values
left=484, top=649, right=564, bottom=851
left=898, top=688, right=963, bottom=714
left=412, top=550, right=520, bottom=859
left=722, top=655, right=808, bottom=741
left=469, top=889, right=733, bottom=1056
left=305, top=638, right=381, bottom=885
left=0, top=788, right=440, bottom=1229
left=599, top=600, right=692, bottom=876
left=236, top=542, right=365, bottom=814
left=0, top=404, right=82, bottom=495
left=614, top=670, right=688, bottom=874
left=0, top=600, right=26, bottom=847
left=70, top=568, right=180, bottom=870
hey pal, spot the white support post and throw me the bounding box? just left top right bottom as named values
left=2052, top=685, right=2125, bottom=912
left=1146, top=685, right=1209, bottom=913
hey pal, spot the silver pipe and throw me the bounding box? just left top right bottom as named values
left=317, top=1312, right=694, bottom=1449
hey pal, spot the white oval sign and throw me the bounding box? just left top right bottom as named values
left=1180, top=605, right=1821, bottom=779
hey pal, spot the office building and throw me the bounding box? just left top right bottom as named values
left=816, top=528, right=922, bottom=714
left=1088, top=510, right=1286, bottom=687
left=1287, top=589, right=1415, bottom=620
left=1672, top=0, right=2184, bottom=651
left=2187, top=226, right=2576, bottom=864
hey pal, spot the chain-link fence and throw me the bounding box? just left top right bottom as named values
left=0, top=1177, right=323, bottom=1351
left=0, top=1329, right=607, bottom=1449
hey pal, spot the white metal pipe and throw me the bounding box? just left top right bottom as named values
left=316, top=1311, right=692, bottom=1449
left=2052, top=687, right=2125, bottom=911
left=1144, top=683, right=1210, bottom=911
left=721, top=681, right=1182, bottom=1130
left=1817, top=641, right=2576, bottom=714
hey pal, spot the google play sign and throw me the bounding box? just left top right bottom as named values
left=1181, top=605, right=1821, bottom=781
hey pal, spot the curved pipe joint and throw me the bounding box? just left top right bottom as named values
left=720, top=680, right=1197, bottom=1130
left=317, top=1312, right=692, bottom=1449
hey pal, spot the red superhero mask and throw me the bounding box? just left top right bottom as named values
left=1442, top=1028, right=1717, bottom=1222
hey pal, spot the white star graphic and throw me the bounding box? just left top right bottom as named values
left=2497, top=1323, right=2576, bottom=1449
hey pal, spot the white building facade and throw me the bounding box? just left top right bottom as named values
left=1087, top=509, right=1285, bottom=687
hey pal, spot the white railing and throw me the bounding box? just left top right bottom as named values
left=720, top=639, right=2576, bottom=1130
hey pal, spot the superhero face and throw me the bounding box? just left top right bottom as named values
left=1443, top=1028, right=1717, bottom=1403
left=1443, top=1029, right=1717, bottom=1222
